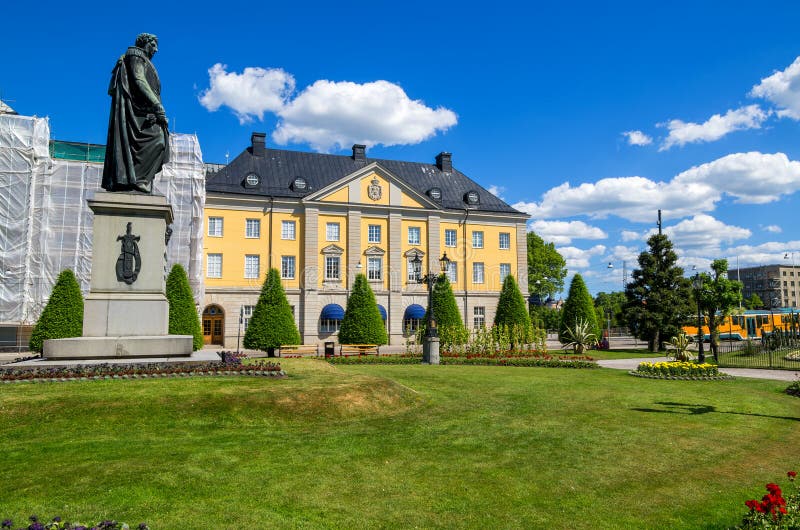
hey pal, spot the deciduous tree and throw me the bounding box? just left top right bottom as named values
left=527, top=232, right=567, bottom=297
left=695, top=259, right=743, bottom=359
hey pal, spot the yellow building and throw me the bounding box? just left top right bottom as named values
left=202, top=134, right=529, bottom=347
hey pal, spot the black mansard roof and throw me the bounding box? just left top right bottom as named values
left=205, top=135, right=525, bottom=215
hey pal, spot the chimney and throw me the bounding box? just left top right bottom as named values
left=251, top=132, right=266, bottom=157
left=352, top=144, right=367, bottom=162
left=436, top=152, right=452, bottom=173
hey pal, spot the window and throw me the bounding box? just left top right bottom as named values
left=404, top=318, right=422, bottom=334
left=368, top=256, right=382, bottom=281
left=473, top=262, right=485, bottom=284
left=320, top=319, right=340, bottom=333
left=207, top=253, right=222, bottom=278
left=499, top=232, right=510, bottom=250
left=444, top=229, right=457, bottom=248
left=325, top=256, right=340, bottom=280
left=472, top=231, right=484, bottom=248
left=208, top=217, right=223, bottom=237
left=408, top=256, right=422, bottom=282
left=500, top=263, right=511, bottom=282
left=446, top=261, right=457, bottom=283
left=473, top=306, right=486, bottom=328
left=242, top=305, right=255, bottom=330
left=408, top=226, right=421, bottom=245
left=368, top=224, right=381, bottom=244
left=281, top=256, right=296, bottom=279
left=326, top=222, right=340, bottom=241
left=245, top=219, right=260, bottom=238
left=281, top=220, right=296, bottom=240
left=244, top=255, right=260, bottom=279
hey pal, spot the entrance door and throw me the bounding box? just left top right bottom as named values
left=202, top=305, right=225, bottom=345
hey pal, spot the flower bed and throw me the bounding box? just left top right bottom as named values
left=630, top=361, right=732, bottom=380
left=736, top=470, right=798, bottom=528
left=1, top=515, right=147, bottom=529
left=784, top=351, right=800, bottom=361
left=327, top=354, right=597, bottom=369
left=0, top=353, right=282, bottom=384
left=441, top=350, right=594, bottom=361
left=787, top=380, right=800, bottom=398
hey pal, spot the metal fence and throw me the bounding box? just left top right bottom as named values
left=713, top=332, right=800, bottom=370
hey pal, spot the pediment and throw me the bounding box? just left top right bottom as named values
left=364, top=246, right=386, bottom=256
left=403, top=248, right=425, bottom=258
left=321, top=244, right=344, bottom=255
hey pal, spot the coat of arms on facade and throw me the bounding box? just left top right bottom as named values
left=116, top=222, right=142, bottom=285
left=367, top=178, right=382, bottom=201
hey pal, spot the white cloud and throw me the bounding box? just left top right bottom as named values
left=622, top=130, right=653, bottom=146
left=199, top=64, right=294, bottom=124
left=512, top=151, right=800, bottom=222
left=487, top=185, right=506, bottom=200
left=659, top=105, right=770, bottom=150
left=530, top=220, right=607, bottom=245
left=723, top=240, right=800, bottom=268
left=750, top=56, right=800, bottom=119
left=763, top=225, right=782, bottom=233
left=557, top=245, right=606, bottom=270
left=620, top=230, right=643, bottom=242
left=654, top=214, right=751, bottom=249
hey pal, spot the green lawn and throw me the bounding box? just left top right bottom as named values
left=1, top=360, right=798, bottom=529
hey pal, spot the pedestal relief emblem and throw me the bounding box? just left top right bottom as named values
left=367, top=178, right=382, bottom=201
left=116, top=222, right=142, bottom=285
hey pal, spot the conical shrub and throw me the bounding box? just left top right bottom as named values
left=244, top=268, right=301, bottom=351
left=339, top=274, right=388, bottom=345
left=559, top=273, right=599, bottom=343
left=29, top=269, right=84, bottom=352
left=166, top=264, right=203, bottom=350
left=494, top=275, right=532, bottom=330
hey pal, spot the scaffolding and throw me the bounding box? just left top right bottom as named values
left=0, top=112, right=205, bottom=338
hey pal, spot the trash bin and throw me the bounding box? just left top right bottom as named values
left=324, top=341, right=335, bottom=358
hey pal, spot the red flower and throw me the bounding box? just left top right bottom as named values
left=788, top=470, right=797, bottom=480
left=745, top=500, right=759, bottom=511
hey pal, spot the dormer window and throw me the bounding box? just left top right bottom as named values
left=292, top=177, right=308, bottom=191
left=245, top=173, right=260, bottom=188
left=428, top=187, right=442, bottom=201
left=464, top=190, right=480, bottom=205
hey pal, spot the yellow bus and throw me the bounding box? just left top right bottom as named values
left=683, top=309, right=800, bottom=341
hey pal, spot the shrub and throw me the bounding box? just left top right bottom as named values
left=29, top=269, right=83, bottom=353
left=787, top=380, right=800, bottom=398
left=737, top=470, right=798, bottom=528
left=559, top=274, right=599, bottom=343
left=425, top=274, right=465, bottom=333
left=494, top=275, right=532, bottom=345
left=243, top=268, right=301, bottom=352
left=339, top=274, right=388, bottom=345
left=561, top=318, right=598, bottom=355
left=668, top=332, right=694, bottom=362
left=166, top=264, right=203, bottom=350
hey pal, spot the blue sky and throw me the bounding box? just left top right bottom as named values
left=3, top=0, right=800, bottom=295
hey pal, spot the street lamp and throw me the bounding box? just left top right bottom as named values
left=692, top=273, right=705, bottom=363
left=411, top=252, right=451, bottom=364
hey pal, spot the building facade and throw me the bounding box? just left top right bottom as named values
left=729, top=264, right=799, bottom=309
left=203, top=134, right=529, bottom=347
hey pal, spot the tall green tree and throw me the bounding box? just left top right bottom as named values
left=695, top=259, right=743, bottom=359
left=594, top=291, right=626, bottom=328
left=339, top=274, right=388, bottom=344
left=624, top=234, right=693, bottom=352
left=744, top=293, right=763, bottom=310
left=530, top=305, right=561, bottom=331
left=559, top=274, right=599, bottom=343
left=527, top=232, right=567, bottom=298
left=29, top=269, right=84, bottom=353
left=494, top=275, right=532, bottom=330
left=425, top=274, right=465, bottom=331
left=243, top=268, right=301, bottom=354
left=166, top=264, right=203, bottom=351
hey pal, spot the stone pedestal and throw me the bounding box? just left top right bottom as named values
left=423, top=336, right=440, bottom=365
left=44, top=192, right=193, bottom=359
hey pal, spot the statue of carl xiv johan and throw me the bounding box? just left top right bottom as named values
left=101, top=32, right=169, bottom=194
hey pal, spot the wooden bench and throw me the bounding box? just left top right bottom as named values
left=279, top=344, right=320, bottom=357
left=339, top=344, right=379, bottom=356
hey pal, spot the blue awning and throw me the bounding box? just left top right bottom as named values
left=404, top=304, right=426, bottom=320
left=320, top=304, right=345, bottom=321
left=377, top=304, right=387, bottom=320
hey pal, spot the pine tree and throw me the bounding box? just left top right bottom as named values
left=425, top=274, right=465, bottom=331
left=243, top=268, right=301, bottom=353
left=624, top=233, right=693, bottom=352
left=558, top=273, right=599, bottom=343
left=339, top=274, right=388, bottom=344
left=29, top=269, right=84, bottom=352
left=494, top=275, right=532, bottom=330
left=166, top=264, right=203, bottom=351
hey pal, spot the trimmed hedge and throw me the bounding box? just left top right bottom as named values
left=559, top=273, right=599, bottom=342
left=426, top=274, right=465, bottom=332
left=494, top=275, right=532, bottom=331
left=166, top=264, right=203, bottom=350
left=339, top=274, right=388, bottom=345
left=244, top=268, right=301, bottom=351
left=29, top=269, right=83, bottom=352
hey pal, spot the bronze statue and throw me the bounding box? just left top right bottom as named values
left=102, top=33, right=169, bottom=194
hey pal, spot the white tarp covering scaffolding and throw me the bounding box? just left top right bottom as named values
left=0, top=112, right=205, bottom=326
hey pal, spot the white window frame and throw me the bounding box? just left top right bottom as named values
left=325, top=256, right=341, bottom=280
left=244, top=254, right=260, bottom=279
left=499, top=232, right=510, bottom=250
left=500, top=263, right=511, bottom=282
left=320, top=319, right=340, bottom=333
left=281, top=256, right=296, bottom=279
left=245, top=218, right=260, bottom=239
left=473, top=262, right=485, bottom=284
left=446, top=262, right=457, bottom=283
left=281, top=220, right=296, bottom=240
left=473, top=306, right=486, bottom=328
left=367, top=256, right=382, bottom=281
left=326, top=222, right=340, bottom=242
left=242, top=305, right=255, bottom=330
left=408, top=226, right=421, bottom=245
left=368, top=224, right=381, bottom=244
left=208, top=217, right=223, bottom=237
left=444, top=229, right=457, bottom=248
left=407, top=257, right=422, bottom=283
left=207, top=253, right=222, bottom=278
left=472, top=231, right=484, bottom=249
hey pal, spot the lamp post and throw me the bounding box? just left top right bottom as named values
left=693, top=273, right=705, bottom=363
left=411, top=252, right=451, bottom=364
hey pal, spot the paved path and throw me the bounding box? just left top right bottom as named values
left=598, top=357, right=800, bottom=382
